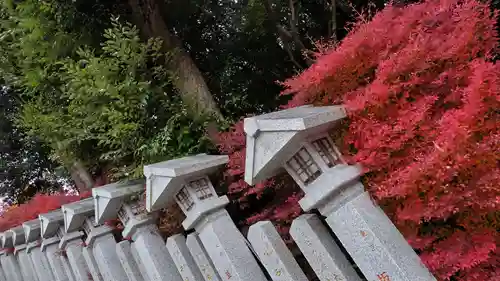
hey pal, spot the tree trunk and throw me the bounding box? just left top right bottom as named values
left=127, top=0, right=223, bottom=120
left=69, top=161, right=94, bottom=192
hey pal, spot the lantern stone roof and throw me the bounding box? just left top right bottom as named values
left=39, top=209, right=65, bottom=239
left=143, top=154, right=228, bottom=212
left=1, top=231, right=14, bottom=248
left=7, top=226, right=25, bottom=246
left=62, top=198, right=95, bottom=232
left=92, top=180, right=144, bottom=224
left=22, top=219, right=42, bottom=243
left=244, top=105, right=346, bottom=185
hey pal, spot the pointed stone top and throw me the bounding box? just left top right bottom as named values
left=1, top=231, right=13, bottom=248
left=92, top=179, right=144, bottom=224
left=39, top=209, right=64, bottom=238
left=143, top=154, right=228, bottom=212
left=62, top=197, right=95, bottom=232
left=244, top=105, right=346, bottom=185
left=144, top=154, right=228, bottom=178
left=7, top=226, right=25, bottom=246
left=22, top=219, right=42, bottom=243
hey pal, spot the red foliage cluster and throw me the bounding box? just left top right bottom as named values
left=0, top=191, right=91, bottom=232
left=218, top=0, right=499, bottom=280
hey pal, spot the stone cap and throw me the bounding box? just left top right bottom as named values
left=0, top=231, right=14, bottom=248
left=23, top=219, right=42, bottom=243
left=92, top=179, right=144, bottom=224
left=62, top=197, right=95, bottom=232
left=7, top=226, right=25, bottom=246
left=39, top=209, right=65, bottom=239
left=244, top=105, right=346, bottom=185
left=143, top=154, right=228, bottom=212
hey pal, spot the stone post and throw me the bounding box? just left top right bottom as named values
left=23, top=219, right=55, bottom=281
left=59, top=228, right=92, bottom=281
left=0, top=231, right=24, bottom=281
left=166, top=234, right=204, bottom=281
left=40, top=209, right=76, bottom=281
left=93, top=180, right=182, bottom=281
left=62, top=198, right=106, bottom=281
left=39, top=209, right=78, bottom=281
left=248, top=221, right=308, bottom=281
left=243, top=105, right=437, bottom=281
left=116, top=240, right=145, bottom=281
left=144, top=154, right=268, bottom=281
left=9, top=226, right=39, bottom=281
left=0, top=252, right=5, bottom=281
left=185, top=232, right=221, bottom=281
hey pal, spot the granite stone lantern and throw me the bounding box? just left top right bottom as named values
left=93, top=179, right=182, bottom=281
left=244, top=105, right=436, bottom=281
left=8, top=226, right=39, bottom=281
left=144, top=154, right=268, bottom=281
left=0, top=231, right=23, bottom=281
left=39, top=209, right=76, bottom=281
left=62, top=198, right=107, bottom=281
left=23, top=219, right=56, bottom=280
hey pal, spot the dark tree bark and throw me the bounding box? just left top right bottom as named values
left=127, top=0, right=223, bottom=120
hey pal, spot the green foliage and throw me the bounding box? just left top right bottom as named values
left=0, top=2, right=212, bottom=183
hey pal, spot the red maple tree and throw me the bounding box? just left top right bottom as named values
left=218, top=0, right=499, bottom=280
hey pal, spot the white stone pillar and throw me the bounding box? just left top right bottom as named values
left=116, top=240, right=145, bottom=281
left=87, top=229, right=129, bottom=281
left=23, top=219, right=56, bottom=281
left=166, top=234, right=204, bottom=281
left=290, top=214, right=361, bottom=281
left=0, top=249, right=23, bottom=281
left=0, top=256, right=6, bottom=281
left=81, top=246, right=103, bottom=281
left=60, top=231, right=92, bottom=281
left=15, top=244, right=39, bottom=281
left=196, top=209, right=268, bottom=281
left=27, top=242, right=56, bottom=281
left=42, top=236, right=74, bottom=281
left=321, top=188, right=436, bottom=281
left=186, top=232, right=221, bottom=281
left=9, top=226, right=39, bottom=281
left=130, top=223, right=182, bottom=281
left=1, top=232, right=24, bottom=281
left=248, top=221, right=307, bottom=281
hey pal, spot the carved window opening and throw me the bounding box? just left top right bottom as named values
left=287, top=147, right=321, bottom=185
left=176, top=187, right=194, bottom=211
left=117, top=206, right=130, bottom=225
left=189, top=178, right=213, bottom=200
left=83, top=216, right=98, bottom=235
left=312, top=137, right=342, bottom=167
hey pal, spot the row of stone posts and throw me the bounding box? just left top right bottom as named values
left=0, top=105, right=437, bottom=281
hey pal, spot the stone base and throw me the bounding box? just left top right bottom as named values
left=66, top=241, right=91, bottom=281
left=323, top=191, right=436, bottom=281
left=195, top=209, right=268, bottom=281
left=28, top=243, right=56, bottom=281
left=44, top=242, right=74, bottom=281
left=248, top=221, right=308, bottom=281
left=0, top=253, right=23, bottom=281
left=186, top=232, right=221, bottom=281
left=290, top=214, right=361, bottom=281
left=166, top=234, right=204, bottom=281
left=131, top=224, right=182, bottom=281
left=91, top=233, right=129, bottom=281
left=82, top=246, right=103, bottom=281
left=116, top=240, right=145, bottom=281
left=16, top=247, right=39, bottom=281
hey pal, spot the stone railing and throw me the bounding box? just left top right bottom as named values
left=0, top=106, right=437, bottom=281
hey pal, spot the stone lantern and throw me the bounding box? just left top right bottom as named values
left=144, top=154, right=268, bottom=281
left=244, top=105, right=436, bottom=281
left=23, top=219, right=55, bottom=281
left=0, top=231, right=23, bottom=281
left=8, top=226, right=39, bottom=281
left=93, top=179, right=182, bottom=281
left=39, top=209, right=76, bottom=281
